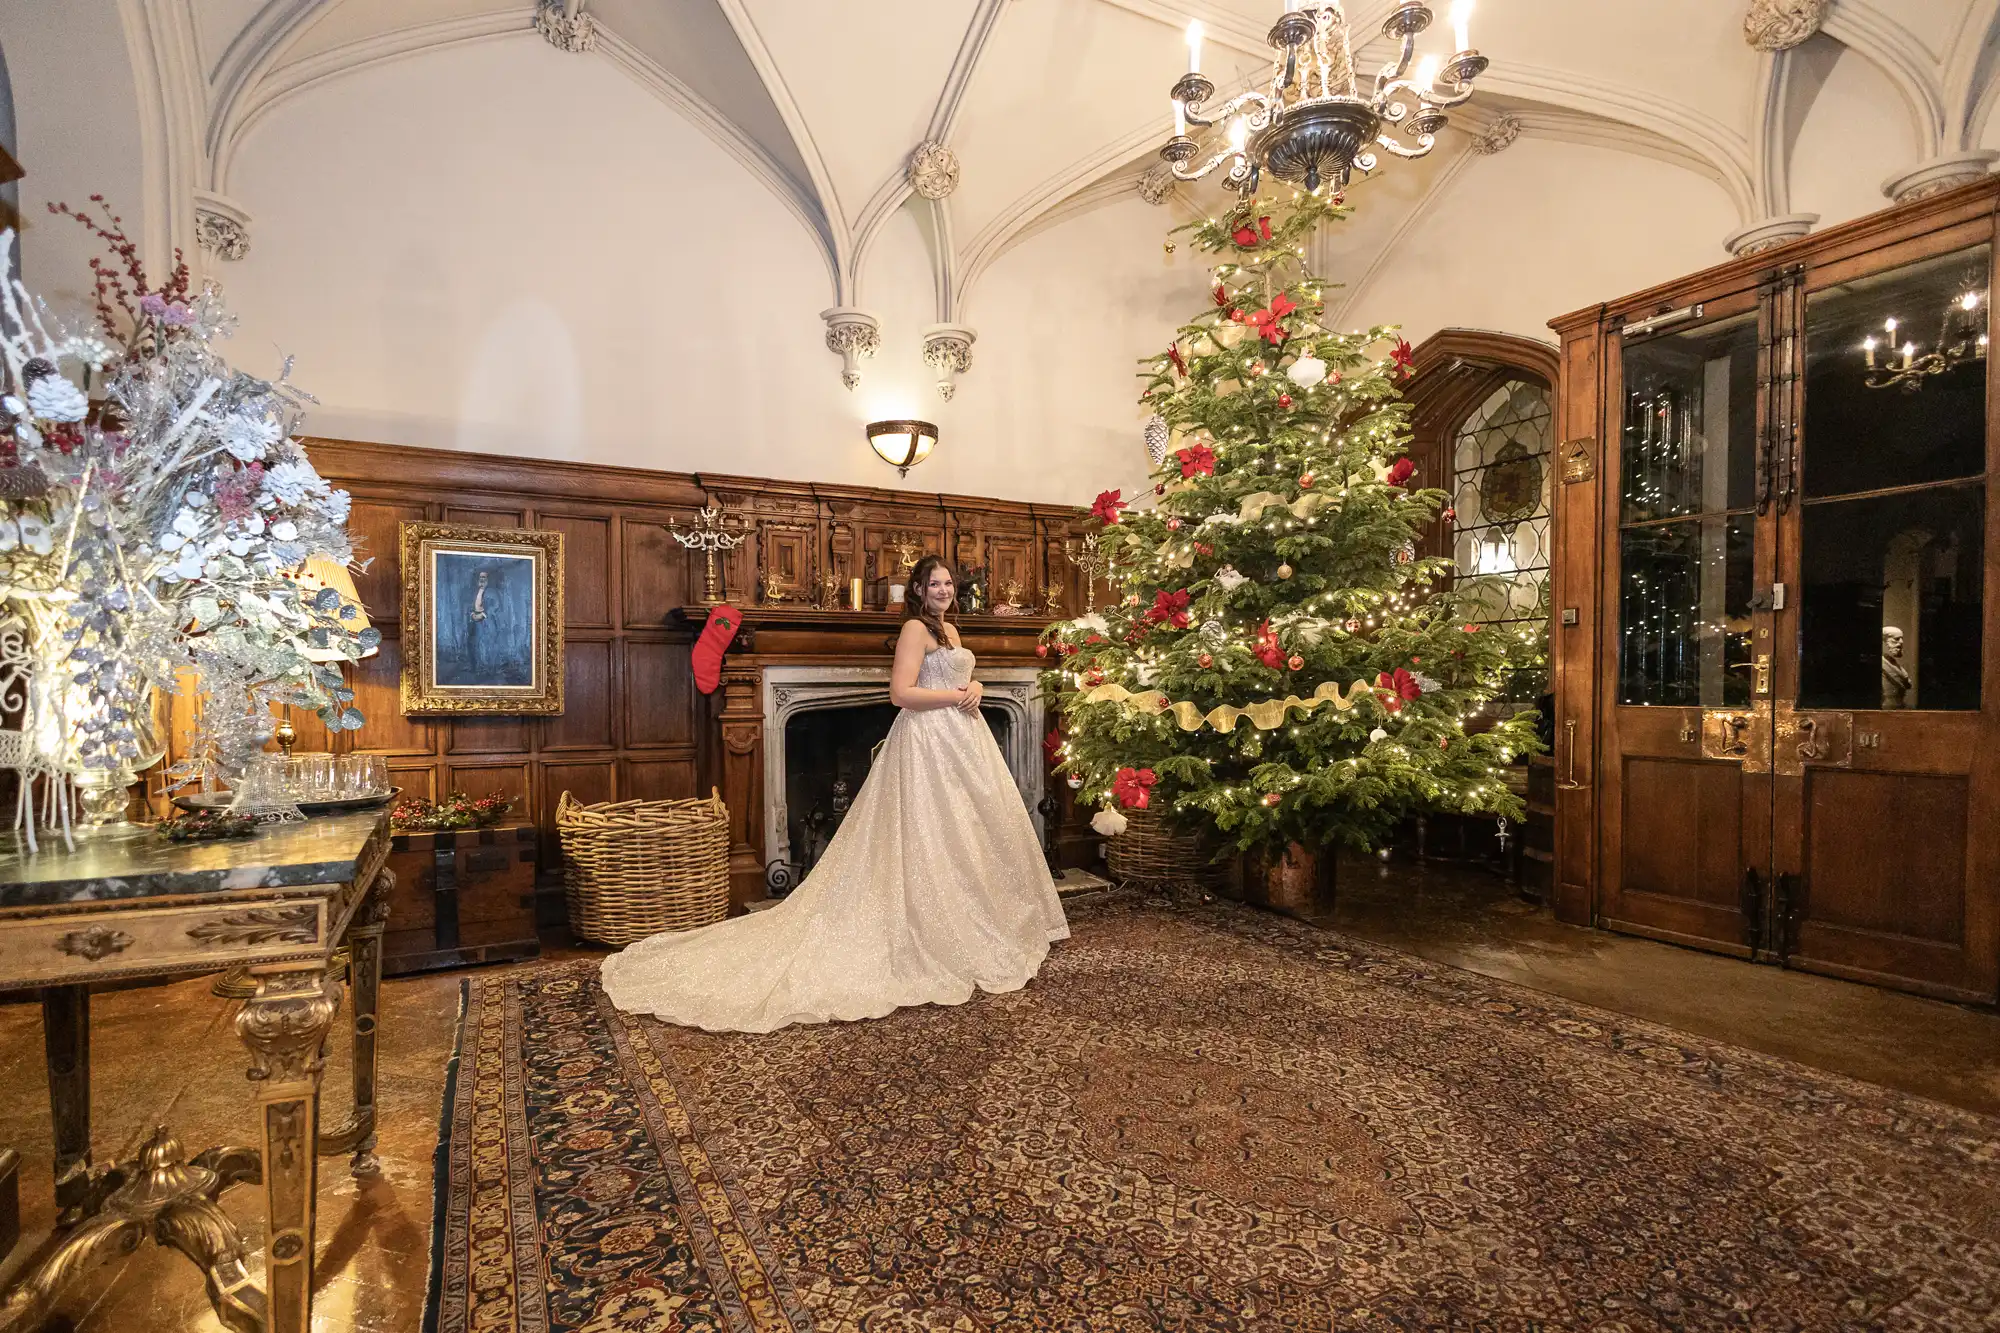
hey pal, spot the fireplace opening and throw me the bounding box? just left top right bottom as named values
left=780, top=703, right=1013, bottom=889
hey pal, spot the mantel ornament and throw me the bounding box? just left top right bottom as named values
left=1742, top=0, right=1830, bottom=52
left=820, top=307, right=882, bottom=390
left=908, top=141, right=961, bottom=200
left=922, top=324, right=976, bottom=400
left=1470, top=113, right=1521, bottom=156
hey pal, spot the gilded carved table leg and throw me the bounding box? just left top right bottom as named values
left=318, top=870, right=391, bottom=1175
left=238, top=968, right=342, bottom=1333
left=0, top=1126, right=265, bottom=1333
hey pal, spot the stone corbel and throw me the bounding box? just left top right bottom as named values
left=820, top=307, right=881, bottom=390
left=1723, top=212, right=1818, bottom=257
left=192, top=190, right=251, bottom=262
left=922, top=324, right=975, bottom=401
left=533, top=0, right=596, bottom=52
left=1882, top=152, right=2000, bottom=205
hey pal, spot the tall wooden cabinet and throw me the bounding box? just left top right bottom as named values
left=1550, top=179, right=2000, bottom=1003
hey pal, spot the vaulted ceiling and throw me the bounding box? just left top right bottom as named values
left=157, top=0, right=2000, bottom=333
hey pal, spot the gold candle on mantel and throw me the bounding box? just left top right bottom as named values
left=850, top=577, right=863, bottom=610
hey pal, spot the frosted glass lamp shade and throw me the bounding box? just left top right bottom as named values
left=867, top=420, right=939, bottom=477
left=295, top=556, right=377, bottom=659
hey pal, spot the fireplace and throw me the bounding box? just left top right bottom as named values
left=760, top=664, right=1045, bottom=893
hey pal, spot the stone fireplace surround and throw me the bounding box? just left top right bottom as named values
left=761, top=664, right=1047, bottom=885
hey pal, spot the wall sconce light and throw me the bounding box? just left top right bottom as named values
left=867, top=420, right=938, bottom=477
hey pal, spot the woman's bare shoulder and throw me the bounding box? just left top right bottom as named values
left=896, top=618, right=933, bottom=646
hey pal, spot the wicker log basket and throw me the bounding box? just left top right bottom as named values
left=558, top=790, right=731, bottom=946
left=1104, top=805, right=1220, bottom=893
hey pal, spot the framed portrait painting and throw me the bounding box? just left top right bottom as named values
left=400, top=523, right=565, bottom=715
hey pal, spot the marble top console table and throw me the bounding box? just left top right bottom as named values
left=0, top=810, right=394, bottom=1333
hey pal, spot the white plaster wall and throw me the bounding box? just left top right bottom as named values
left=0, top=0, right=149, bottom=305
left=218, top=35, right=1200, bottom=505
left=1787, top=42, right=1920, bottom=229
left=1339, top=138, right=1737, bottom=344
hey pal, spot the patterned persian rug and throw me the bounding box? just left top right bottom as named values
left=427, top=893, right=2000, bottom=1332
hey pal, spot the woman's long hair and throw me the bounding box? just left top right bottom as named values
left=903, top=555, right=956, bottom=650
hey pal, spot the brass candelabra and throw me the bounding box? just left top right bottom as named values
left=670, top=508, right=747, bottom=605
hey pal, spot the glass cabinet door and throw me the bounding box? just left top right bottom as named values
left=1798, top=244, right=1987, bottom=712
left=1616, top=310, right=1759, bottom=707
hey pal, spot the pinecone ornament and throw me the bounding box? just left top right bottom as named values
left=1143, top=414, right=1169, bottom=467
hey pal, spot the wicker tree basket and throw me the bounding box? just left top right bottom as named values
left=1104, top=805, right=1217, bottom=892
left=558, top=790, right=731, bottom=946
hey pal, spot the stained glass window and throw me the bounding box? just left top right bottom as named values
left=1452, top=379, right=1552, bottom=699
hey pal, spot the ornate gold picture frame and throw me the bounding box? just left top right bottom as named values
left=399, top=522, right=565, bottom=715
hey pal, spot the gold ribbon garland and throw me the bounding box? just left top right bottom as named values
left=1080, top=678, right=1379, bottom=732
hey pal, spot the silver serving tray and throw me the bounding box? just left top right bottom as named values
left=172, top=786, right=402, bottom=816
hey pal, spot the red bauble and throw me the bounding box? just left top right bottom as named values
left=1155, top=483, right=1166, bottom=495
left=1299, top=472, right=1315, bottom=488
left=1035, top=643, right=1049, bottom=658
left=1195, top=542, right=1212, bottom=555
left=1167, top=517, right=1182, bottom=530
left=1262, top=792, right=1281, bottom=806
left=1288, top=654, right=1304, bottom=671
left=1085, top=669, right=1104, bottom=686
left=1198, top=652, right=1213, bottom=667
left=1344, top=619, right=1361, bottom=632
left=1279, top=394, right=1293, bottom=408
left=1442, top=506, right=1457, bottom=522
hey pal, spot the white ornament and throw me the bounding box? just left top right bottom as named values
left=1143, top=414, right=1170, bottom=466
left=1091, top=808, right=1129, bottom=836
left=1411, top=671, right=1442, bottom=694
left=1066, top=773, right=1085, bottom=790
left=1199, top=618, right=1227, bottom=645
left=26, top=375, right=86, bottom=423
left=1369, top=727, right=1388, bottom=743
left=1213, top=566, right=1247, bottom=592
left=1286, top=355, right=1327, bottom=389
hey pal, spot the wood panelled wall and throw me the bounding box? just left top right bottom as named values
left=300, top=440, right=1090, bottom=870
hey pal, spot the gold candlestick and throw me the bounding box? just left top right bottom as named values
left=669, top=507, right=748, bottom=605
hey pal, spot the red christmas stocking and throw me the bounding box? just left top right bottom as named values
left=691, top=604, right=741, bottom=694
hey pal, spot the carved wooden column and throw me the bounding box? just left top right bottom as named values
left=1547, top=309, right=1606, bottom=926
left=716, top=654, right=765, bottom=909
left=236, top=968, right=341, bottom=1333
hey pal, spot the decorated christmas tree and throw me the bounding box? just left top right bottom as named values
left=1044, top=191, right=1541, bottom=859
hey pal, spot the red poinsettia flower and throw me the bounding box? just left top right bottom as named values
left=1177, top=443, right=1216, bottom=478
left=1385, top=457, right=1416, bottom=488
left=1376, top=667, right=1423, bottom=713
left=1043, top=727, right=1063, bottom=767
left=1166, top=344, right=1187, bottom=376
left=1230, top=214, right=1273, bottom=248
left=1246, top=294, right=1297, bottom=346
left=1461, top=623, right=1483, bottom=633
left=1254, top=619, right=1284, bottom=670
left=1112, top=766, right=1158, bottom=809
left=1091, top=489, right=1126, bottom=525
left=1213, top=282, right=1229, bottom=307
left=1146, top=588, right=1192, bottom=630
left=1390, top=336, right=1416, bottom=378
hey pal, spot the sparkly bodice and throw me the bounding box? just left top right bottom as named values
left=918, top=645, right=976, bottom=692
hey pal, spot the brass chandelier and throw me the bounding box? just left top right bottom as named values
left=1163, top=1, right=1487, bottom=197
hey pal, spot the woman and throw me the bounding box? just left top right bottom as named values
left=601, top=556, right=1069, bottom=1033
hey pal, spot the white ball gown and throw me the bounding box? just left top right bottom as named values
left=600, top=644, right=1070, bottom=1033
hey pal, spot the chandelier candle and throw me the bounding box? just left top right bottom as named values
left=1164, top=0, right=1486, bottom=198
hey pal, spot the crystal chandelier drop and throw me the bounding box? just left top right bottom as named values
left=1163, top=1, right=1487, bottom=198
